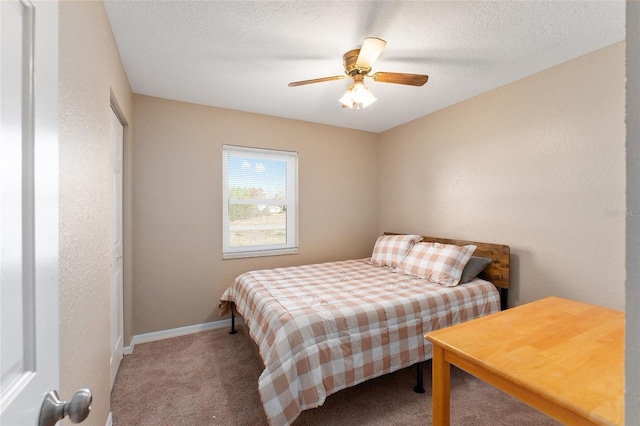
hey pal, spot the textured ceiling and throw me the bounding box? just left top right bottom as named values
left=104, top=1, right=625, bottom=133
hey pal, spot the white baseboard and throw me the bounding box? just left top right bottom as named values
left=123, top=316, right=244, bottom=355
left=106, top=411, right=113, bottom=426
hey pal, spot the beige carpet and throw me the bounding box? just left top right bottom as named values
left=111, top=326, right=561, bottom=425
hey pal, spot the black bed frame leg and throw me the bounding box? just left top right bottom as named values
left=230, top=306, right=237, bottom=334
left=500, top=288, right=509, bottom=311
left=413, top=361, right=425, bottom=393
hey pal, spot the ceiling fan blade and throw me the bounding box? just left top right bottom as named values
left=356, top=37, right=387, bottom=70
left=288, top=75, right=345, bottom=87
left=371, top=72, right=429, bottom=86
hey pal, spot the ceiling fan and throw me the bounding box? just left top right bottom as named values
left=288, top=37, right=429, bottom=110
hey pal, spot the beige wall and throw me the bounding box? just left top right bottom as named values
left=131, top=95, right=379, bottom=336
left=378, top=42, right=626, bottom=310
left=59, top=1, right=133, bottom=424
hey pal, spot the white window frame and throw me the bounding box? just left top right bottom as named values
left=222, top=145, right=298, bottom=259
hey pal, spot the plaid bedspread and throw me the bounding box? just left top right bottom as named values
left=219, top=259, right=500, bottom=425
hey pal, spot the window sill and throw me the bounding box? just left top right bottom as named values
left=222, top=247, right=299, bottom=260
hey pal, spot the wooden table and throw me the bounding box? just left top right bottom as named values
left=425, top=297, right=624, bottom=425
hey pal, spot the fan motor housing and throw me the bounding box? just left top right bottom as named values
left=343, top=49, right=371, bottom=76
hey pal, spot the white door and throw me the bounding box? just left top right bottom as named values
left=109, top=108, right=124, bottom=389
left=0, top=0, right=60, bottom=424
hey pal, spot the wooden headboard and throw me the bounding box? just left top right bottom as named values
left=385, top=233, right=511, bottom=308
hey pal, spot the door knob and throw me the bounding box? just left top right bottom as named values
left=38, top=388, right=92, bottom=426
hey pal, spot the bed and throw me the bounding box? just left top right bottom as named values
left=219, top=234, right=510, bottom=426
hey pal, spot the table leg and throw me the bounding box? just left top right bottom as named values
left=432, top=344, right=450, bottom=426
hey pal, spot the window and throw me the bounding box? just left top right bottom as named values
left=222, top=145, right=298, bottom=258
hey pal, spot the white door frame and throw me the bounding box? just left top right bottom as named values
left=109, top=107, right=124, bottom=390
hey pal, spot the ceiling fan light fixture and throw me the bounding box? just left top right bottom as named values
left=351, top=81, right=369, bottom=103
left=360, top=88, right=377, bottom=108
left=339, top=91, right=355, bottom=109
left=339, top=80, right=377, bottom=110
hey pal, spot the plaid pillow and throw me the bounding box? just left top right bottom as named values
left=397, top=242, right=477, bottom=286
left=369, top=234, right=423, bottom=268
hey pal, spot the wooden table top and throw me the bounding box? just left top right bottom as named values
left=426, top=296, right=624, bottom=425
